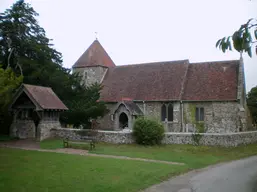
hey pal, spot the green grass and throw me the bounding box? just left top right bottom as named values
left=0, top=148, right=187, bottom=192
left=41, top=139, right=257, bottom=168
left=40, top=138, right=64, bottom=149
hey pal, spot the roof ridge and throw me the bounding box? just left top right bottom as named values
left=23, top=83, right=52, bottom=89
left=190, top=59, right=240, bottom=65
left=114, top=59, right=189, bottom=68
left=72, top=39, right=116, bottom=68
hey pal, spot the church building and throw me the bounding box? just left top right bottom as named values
left=72, top=39, right=251, bottom=133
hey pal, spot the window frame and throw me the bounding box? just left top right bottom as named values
left=161, top=104, right=167, bottom=121
left=195, top=107, right=204, bottom=122
left=161, top=103, right=174, bottom=122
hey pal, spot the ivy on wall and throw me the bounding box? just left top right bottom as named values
left=184, top=103, right=205, bottom=145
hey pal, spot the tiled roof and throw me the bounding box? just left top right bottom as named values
left=74, top=40, right=240, bottom=102
left=100, top=60, right=189, bottom=101
left=123, top=101, right=143, bottom=115
left=182, top=60, right=239, bottom=101
left=23, top=84, right=68, bottom=110
left=72, top=40, right=116, bottom=68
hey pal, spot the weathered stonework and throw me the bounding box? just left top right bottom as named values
left=53, top=128, right=133, bottom=144
left=96, top=100, right=250, bottom=133
left=183, top=101, right=241, bottom=133
left=97, top=103, right=115, bottom=130
left=98, top=101, right=182, bottom=132
left=73, top=66, right=108, bottom=86
left=52, top=128, right=257, bottom=147
left=10, top=120, right=36, bottom=139
left=164, top=132, right=257, bottom=147
left=113, top=104, right=132, bottom=130
left=38, top=120, right=61, bottom=141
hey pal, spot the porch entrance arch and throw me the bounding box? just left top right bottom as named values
left=119, top=112, right=128, bottom=129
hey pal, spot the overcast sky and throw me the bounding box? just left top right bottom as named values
left=1, top=0, right=257, bottom=91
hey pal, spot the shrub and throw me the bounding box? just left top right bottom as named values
left=133, top=117, right=164, bottom=145
left=191, top=122, right=205, bottom=145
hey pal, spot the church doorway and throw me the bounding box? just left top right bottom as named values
left=32, top=111, right=40, bottom=139
left=119, top=112, right=128, bottom=129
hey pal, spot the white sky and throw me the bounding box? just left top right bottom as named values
left=1, top=0, right=257, bottom=91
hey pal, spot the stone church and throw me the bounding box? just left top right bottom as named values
left=72, top=39, right=251, bottom=133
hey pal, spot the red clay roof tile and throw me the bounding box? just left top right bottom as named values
left=182, top=60, right=239, bottom=101
left=100, top=60, right=189, bottom=101
left=72, top=40, right=116, bottom=68
left=23, top=84, right=68, bottom=110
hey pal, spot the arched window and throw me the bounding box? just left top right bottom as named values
left=161, top=104, right=167, bottom=121
left=168, top=104, right=173, bottom=121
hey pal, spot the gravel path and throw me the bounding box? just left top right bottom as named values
left=144, top=155, right=257, bottom=192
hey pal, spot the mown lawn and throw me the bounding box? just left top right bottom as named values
left=0, top=148, right=187, bottom=192
left=41, top=139, right=257, bottom=168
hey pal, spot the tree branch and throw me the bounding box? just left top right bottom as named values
left=248, top=23, right=257, bottom=29
left=7, top=48, right=14, bottom=68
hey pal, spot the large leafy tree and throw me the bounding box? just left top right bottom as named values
left=216, top=18, right=257, bottom=57
left=0, top=1, right=107, bottom=129
left=247, top=86, right=257, bottom=125
left=0, top=66, right=23, bottom=134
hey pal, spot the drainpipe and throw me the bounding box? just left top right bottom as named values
left=181, top=101, right=184, bottom=132
left=143, top=101, right=146, bottom=118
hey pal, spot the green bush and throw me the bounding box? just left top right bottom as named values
left=133, top=118, right=164, bottom=145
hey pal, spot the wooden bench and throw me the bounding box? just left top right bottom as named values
left=63, top=130, right=97, bottom=150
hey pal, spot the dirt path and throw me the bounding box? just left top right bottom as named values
left=0, top=140, right=184, bottom=166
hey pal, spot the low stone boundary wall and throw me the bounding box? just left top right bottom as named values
left=51, top=128, right=133, bottom=144
left=51, top=128, right=257, bottom=147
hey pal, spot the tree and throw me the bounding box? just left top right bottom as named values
left=0, top=66, right=23, bottom=134
left=61, top=83, right=108, bottom=128
left=247, top=86, right=257, bottom=125
left=216, top=18, right=257, bottom=57
left=0, top=1, right=107, bottom=129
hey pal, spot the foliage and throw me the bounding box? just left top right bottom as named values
left=60, top=83, right=108, bottom=128
left=0, top=66, right=23, bottom=134
left=216, top=18, right=257, bottom=57
left=133, top=117, right=164, bottom=145
left=185, top=104, right=205, bottom=145
left=191, top=122, right=204, bottom=145
left=0, top=67, right=23, bottom=110
left=247, top=86, right=257, bottom=125
left=0, top=1, right=107, bottom=128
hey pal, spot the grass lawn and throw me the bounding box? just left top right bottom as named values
left=0, top=148, right=187, bottom=192
left=41, top=139, right=257, bottom=169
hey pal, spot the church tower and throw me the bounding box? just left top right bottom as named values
left=72, top=39, right=115, bottom=87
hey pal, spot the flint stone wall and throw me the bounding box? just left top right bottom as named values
left=38, top=120, right=61, bottom=141
left=10, top=120, right=36, bottom=139
left=53, top=128, right=133, bottom=144
left=52, top=128, right=257, bottom=147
